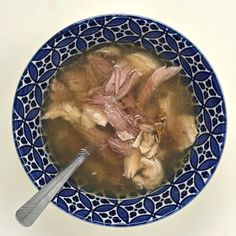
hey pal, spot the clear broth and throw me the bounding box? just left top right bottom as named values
left=42, top=43, right=195, bottom=198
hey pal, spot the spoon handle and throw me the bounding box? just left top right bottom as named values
left=15, top=148, right=90, bottom=227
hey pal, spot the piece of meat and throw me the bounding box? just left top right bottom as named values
left=83, top=104, right=108, bottom=127
left=158, top=91, right=174, bottom=121
left=103, top=66, right=122, bottom=96
left=95, top=45, right=121, bottom=61
left=81, top=112, right=96, bottom=129
left=155, top=122, right=166, bottom=143
left=102, top=103, right=138, bottom=135
left=123, top=150, right=142, bottom=179
left=117, top=130, right=135, bottom=141
left=63, top=69, right=88, bottom=93
left=49, top=79, right=73, bottom=103
left=70, top=119, right=122, bottom=170
left=139, top=123, right=156, bottom=132
left=87, top=95, right=116, bottom=105
left=87, top=62, right=141, bottom=136
left=107, top=138, right=133, bottom=156
left=76, top=124, right=124, bottom=177
left=146, top=143, right=159, bottom=159
left=62, top=69, right=89, bottom=103
left=86, top=52, right=114, bottom=83
left=117, top=61, right=133, bottom=93
left=42, top=100, right=110, bottom=147
left=84, top=63, right=100, bottom=88
left=132, top=157, right=165, bottom=190
left=158, top=91, right=197, bottom=151
left=42, top=102, right=81, bottom=123
left=138, top=132, right=155, bottom=154
left=133, top=114, right=146, bottom=124
left=84, top=51, right=114, bottom=88
left=157, top=92, right=176, bottom=146
left=87, top=87, right=103, bottom=97
left=121, top=93, right=137, bottom=114
left=132, top=131, right=143, bottom=148
left=102, top=61, right=141, bottom=100
left=73, top=123, right=110, bottom=148
left=116, top=69, right=142, bottom=100
left=133, top=129, right=158, bottom=157
left=137, top=66, right=181, bottom=109
left=168, top=115, right=198, bottom=152
left=125, top=51, right=161, bottom=76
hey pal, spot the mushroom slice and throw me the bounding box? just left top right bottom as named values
left=146, top=143, right=159, bottom=159
left=132, top=130, right=143, bottom=148
left=139, top=132, right=155, bottom=154
left=123, top=151, right=142, bottom=179
left=132, top=158, right=164, bottom=190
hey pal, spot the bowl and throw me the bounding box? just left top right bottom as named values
left=12, top=14, right=227, bottom=226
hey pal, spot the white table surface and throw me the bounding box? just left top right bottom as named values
left=1, top=0, right=236, bottom=235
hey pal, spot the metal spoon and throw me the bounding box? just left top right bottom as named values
left=15, top=146, right=91, bottom=227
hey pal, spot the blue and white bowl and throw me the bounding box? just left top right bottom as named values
left=12, top=15, right=227, bottom=226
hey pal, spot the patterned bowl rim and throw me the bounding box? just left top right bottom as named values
left=12, top=14, right=227, bottom=227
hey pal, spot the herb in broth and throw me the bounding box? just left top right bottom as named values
left=41, top=44, right=198, bottom=198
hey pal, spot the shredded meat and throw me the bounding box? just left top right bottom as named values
left=42, top=44, right=197, bottom=193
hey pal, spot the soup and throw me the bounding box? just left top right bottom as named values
left=41, top=44, right=198, bottom=198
